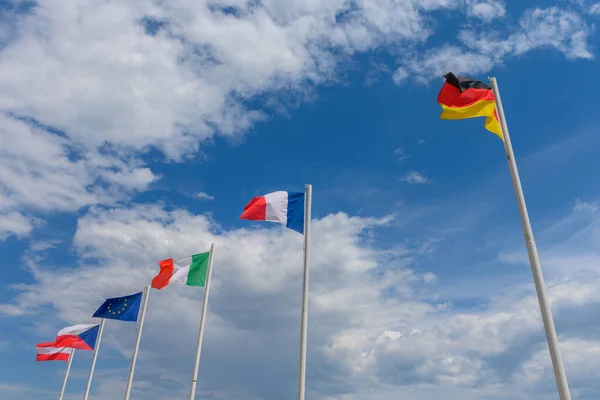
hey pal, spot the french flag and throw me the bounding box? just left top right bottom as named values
left=240, top=191, right=305, bottom=234
left=36, top=342, right=73, bottom=362
left=53, top=324, right=100, bottom=351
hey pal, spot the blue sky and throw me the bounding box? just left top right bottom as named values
left=2, top=0, right=600, bottom=399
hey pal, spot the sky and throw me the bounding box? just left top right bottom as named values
left=1, top=0, right=600, bottom=399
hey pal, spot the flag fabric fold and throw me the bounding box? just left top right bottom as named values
left=240, top=191, right=305, bottom=234
left=54, top=324, right=99, bottom=350
left=92, top=292, right=143, bottom=322
left=36, top=342, right=73, bottom=362
left=437, top=72, right=503, bottom=140
left=151, top=252, right=210, bottom=290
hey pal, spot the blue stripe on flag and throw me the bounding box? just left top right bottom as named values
left=285, top=191, right=305, bottom=234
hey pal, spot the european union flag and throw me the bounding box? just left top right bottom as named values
left=92, top=291, right=143, bottom=322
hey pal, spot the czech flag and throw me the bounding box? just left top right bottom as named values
left=240, top=191, right=305, bottom=234
left=53, top=324, right=100, bottom=351
left=36, top=342, right=73, bottom=362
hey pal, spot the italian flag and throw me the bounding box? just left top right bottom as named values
left=151, top=252, right=210, bottom=290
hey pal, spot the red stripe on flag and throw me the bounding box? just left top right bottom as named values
left=240, top=196, right=267, bottom=221
left=36, top=342, right=71, bottom=362
left=151, top=258, right=175, bottom=290
left=36, top=353, right=70, bottom=362
left=437, top=82, right=495, bottom=108
left=54, top=335, right=93, bottom=351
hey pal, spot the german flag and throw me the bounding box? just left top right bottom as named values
left=437, top=72, right=503, bottom=140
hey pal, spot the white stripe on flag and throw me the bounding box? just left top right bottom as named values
left=37, top=346, right=73, bottom=355
left=169, top=256, right=193, bottom=284
left=264, top=191, right=288, bottom=226
left=57, top=324, right=98, bottom=336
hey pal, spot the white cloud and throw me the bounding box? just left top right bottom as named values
left=400, top=171, right=430, bottom=184
left=3, top=200, right=600, bottom=398
left=0, top=2, right=593, bottom=230
left=0, top=2, right=592, bottom=159
left=394, top=148, right=408, bottom=161
left=0, top=114, right=158, bottom=214
left=0, top=211, right=38, bottom=240
left=0, top=0, right=450, bottom=161
left=0, top=2, right=599, bottom=398
left=393, top=7, right=593, bottom=85
left=1, top=204, right=402, bottom=398
left=574, top=198, right=598, bottom=213
left=590, top=3, right=600, bottom=15
left=423, top=272, right=438, bottom=284
left=466, top=0, right=506, bottom=21
left=498, top=198, right=600, bottom=277
left=195, top=191, right=215, bottom=201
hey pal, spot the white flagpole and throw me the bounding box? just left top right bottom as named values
left=189, top=243, right=216, bottom=400
left=489, top=77, right=571, bottom=400
left=124, top=285, right=151, bottom=400
left=58, top=348, right=74, bottom=400
left=83, top=318, right=105, bottom=400
left=297, top=184, right=312, bottom=400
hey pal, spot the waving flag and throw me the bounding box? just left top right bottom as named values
left=437, top=72, right=503, bottom=140
left=54, top=324, right=99, bottom=350
left=92, top=292, right=143, bottom=322
left=36, top=342, right=73, bottom=362
left=151, top=252, right=210, bottom=290
left=240, top=191, right=305, bottom=233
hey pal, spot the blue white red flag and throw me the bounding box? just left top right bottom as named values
left=240, top=191, right=304, bottom=234
left=54, top=324, right=99, bottom=351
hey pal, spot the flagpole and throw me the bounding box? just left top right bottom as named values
left=189, top=243, right=216, bottom=400
left=297, top=184, right=312, bottom=400
left=83, top=319, right=105, bottom=400
left=489, top=77, right=571, bottom=400
left=124, top=285, right=151, bottom=400
left=58, top=348, right=74, bottom=400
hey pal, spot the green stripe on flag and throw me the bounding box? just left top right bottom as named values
left=186, top=252, right=210, bottom=287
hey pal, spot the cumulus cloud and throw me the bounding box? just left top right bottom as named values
left=0, top=1, right=594, bottom=238
left=393, top=7, right=593, bottom=85
left=0, top=211, right=38, bottom=240
left=0, top=114, right=158, bottom=213
left=1, top=205, right=402, bottom=398
left=3, top=201, right=600, bottom=399
left=1, top=2, right=599, bottom=399
left=466, top=0, right=506, bottom=21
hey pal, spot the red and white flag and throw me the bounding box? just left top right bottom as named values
left=36, top=342, right=73, bottom=362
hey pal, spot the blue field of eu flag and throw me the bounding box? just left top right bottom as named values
left=92, top=291, right=143, bottom=322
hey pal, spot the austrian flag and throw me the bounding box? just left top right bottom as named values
left=36, top=343, right=73, bottom=362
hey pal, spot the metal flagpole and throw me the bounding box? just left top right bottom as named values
left=58, top=348, right=74, bottom=400
left=83, top=318, right=106, bottom=400
left=489, top=77, right=571, bottom=400
left=189, top=243, right=216, bottom=400
left=124, top=285, right=151, bottom=400
left=297, top=184, right=312, bottom=400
